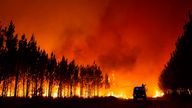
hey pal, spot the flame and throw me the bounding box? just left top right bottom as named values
left=153, top=90, right=164, bottom=98
left=53, top=92, right=58, bottom=98
left=0, top=83, right=162, bottom=99
left=0, top=73, right=163, bottom=99
left=107, top=91, right=128, bottom=99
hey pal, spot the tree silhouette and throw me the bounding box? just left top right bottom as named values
left=38, top=50, right=48, bottom=97
left=56, top=56, right=68, bottom=97
left=79, top=64, right=104, bottom=97
left=0, top=25, right=4, bottom=49
left=0, top=26, right=4, bottom=83
left=68, top=60, right=79, bottom=97
left=94, top=64, right=103, bottom=96
left=159, top=11, right=192, bottom=95
left=18, top=34, right=28, bottom=97
left=4, top=21, right=19, bottom=97
left=104, top=74, right=110, bottom=90
left=0, top=25, right=8, bottom=97
left=47, top=52, right=57, bottom=97
left=79, top=65, right=86, bottom=97
left=0, top=21, right=110, bottom=98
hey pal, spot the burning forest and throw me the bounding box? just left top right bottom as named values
left=1, top=0, right=192, bottom=108
left=0, top=22, right=111, bottom=98
left=1, top=0, right=192, bottom=99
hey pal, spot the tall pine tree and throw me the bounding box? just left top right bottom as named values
left=159, top=11, right=192, bottom=95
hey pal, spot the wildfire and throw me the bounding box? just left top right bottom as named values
left=0, top=73, right=163, bottom=99
left=107, top=92, right=128, bottom=99
left=0, top=83, right=163, bottom=99
left=153, top=90, right=164, bottom=98
left=53, top=92, right=58, bottom=98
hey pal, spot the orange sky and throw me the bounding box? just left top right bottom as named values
left=0, top=0, right=192, bottom=97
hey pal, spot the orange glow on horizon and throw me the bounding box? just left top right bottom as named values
left=0, top=74, right=163, bottom=99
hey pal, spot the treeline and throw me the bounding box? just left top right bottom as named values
left=0, top=21, right=110, bottom=98
left=159, top=12, right=192, bottom=96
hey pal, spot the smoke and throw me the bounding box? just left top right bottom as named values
left=1, top=0, right=192, bottom=96
left=98, top=47, right=139, bottom=70
left=76, top=0, right=142, bottom=71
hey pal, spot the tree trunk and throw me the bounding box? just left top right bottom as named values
left=80, top=80, right=83, bottom=97
left=70, top=81, right=73, bottom=97
left=34, top=76, right=38, bottom=97
left=9, top=83, right=12, bottom=96
left=63, top=85, right=65, bottom=97
left=22, top=74, right=25, bottom=97
left=73, top=83, right=76, bottom=96
left=31, top=81, right=34, bottom=96
left=88, top=84, right=91, bottom=97
left=39, top=77, right=43, bottom=97
left=58, top=80, right=62, bottom=98
left=2, top=78, right=8, bottom=97
left=97, top=83, right=99, bottom=96
left=93, top=81, right=96, bottom=96
left=68, top=84, right=70, bottom=97
left=26, top=77, right=30, bottom=98
left=48, top=80, right=52, bottom=97
left=14, top=68, right=19, bottom=98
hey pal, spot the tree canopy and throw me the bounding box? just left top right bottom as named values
left=0, top=21, right=110, bottom=98
left=159, top=11, right=192, bottom=95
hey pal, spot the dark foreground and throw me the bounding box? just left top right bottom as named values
left=0, top=96, right=192, bottom=108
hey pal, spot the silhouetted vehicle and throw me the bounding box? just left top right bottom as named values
left=133, top=84, right=147, bottom=100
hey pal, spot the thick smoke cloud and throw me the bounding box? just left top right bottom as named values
left=98, top=47, right=139, bottom=70
left=0, top=0, right=192, bottom=96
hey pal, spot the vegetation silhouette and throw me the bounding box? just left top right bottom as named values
left=159, top=11, right=192, bottom=98
left=0, top=21, right=110, bottom=98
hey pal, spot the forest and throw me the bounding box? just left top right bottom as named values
left=159, top=12, right=192, bottom=97
left=0, top=21, right=110, bottom=98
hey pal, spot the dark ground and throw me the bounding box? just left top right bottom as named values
left=0, top=96, right=192, bottom=108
